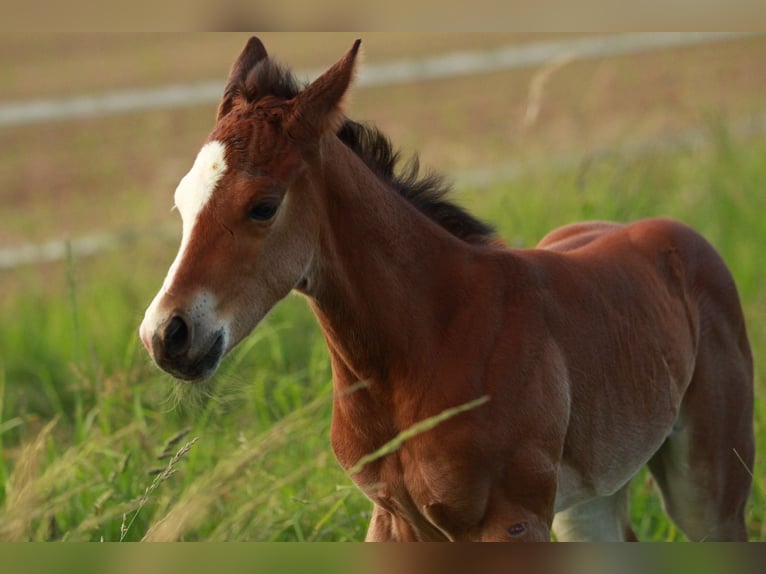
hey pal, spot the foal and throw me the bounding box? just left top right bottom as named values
left=139, top=37, right=754, bottom=541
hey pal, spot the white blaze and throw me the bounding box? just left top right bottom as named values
left=140, top=140, right=228, bottom=349
left=165, top=140, right=228, bottom=291
left=162, top=141, right=226, bottom=291
left=175, top=141, right=228, bottom=231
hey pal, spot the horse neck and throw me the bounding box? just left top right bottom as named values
left=304, top=136, right=478, bottom=390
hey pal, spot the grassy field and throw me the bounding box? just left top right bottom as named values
left=0, top=33, right=764, bottom=541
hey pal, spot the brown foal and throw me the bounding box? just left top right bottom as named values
left=139, top=37, right=754, bottom=541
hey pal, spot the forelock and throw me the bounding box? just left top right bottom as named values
left=240, top=60, right=304, bottom=103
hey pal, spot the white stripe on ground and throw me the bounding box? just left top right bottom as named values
left=0, top=32, right=756, bottom=128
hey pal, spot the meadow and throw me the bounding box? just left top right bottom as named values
left=0, top=33, right=764, bottom=541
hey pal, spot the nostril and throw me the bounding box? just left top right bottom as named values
left=163, top=315, right=191, bottom=358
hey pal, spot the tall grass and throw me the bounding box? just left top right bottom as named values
left=0, top=126, right=764, bottom=541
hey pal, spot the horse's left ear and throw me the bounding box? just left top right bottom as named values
left=288, top=39, right=361, bottom=143
left=218, top=36, right=269, bottom=120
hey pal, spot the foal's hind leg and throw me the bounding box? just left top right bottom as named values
left=552, top=482, right=637, bottom=541
left=647, top=342, right=754, bottom=541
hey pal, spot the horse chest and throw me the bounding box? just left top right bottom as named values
left=342, top=443, right=490, bottom=541
left=329, top=382, right=492, bottom=539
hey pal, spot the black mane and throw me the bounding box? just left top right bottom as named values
left=243, top=60, right=496, bottom=245
left=336, top=120, right=496, bottom=245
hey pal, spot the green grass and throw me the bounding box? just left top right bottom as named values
left=0, top=125, right=764, bottom=541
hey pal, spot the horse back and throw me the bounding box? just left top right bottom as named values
left=538, top=217, right=749, bottom=347
left=533, top=216, right=751, bottom=389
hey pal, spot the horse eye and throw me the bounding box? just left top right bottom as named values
left=249, top=201, right=279, bottom=221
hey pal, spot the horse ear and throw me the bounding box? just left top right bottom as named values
left=217, top=36, right=269, bottom=120
left=288, top=39, right=361, bottom=143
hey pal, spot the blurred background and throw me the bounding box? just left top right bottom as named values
left=0, top=33, right=764, bottom=541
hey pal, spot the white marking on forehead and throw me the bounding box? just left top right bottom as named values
left=174, top=140, right=228, bottom=224
left=141, top=140, right=230, bottom=342
left=154, top=140, right=229, bottom=300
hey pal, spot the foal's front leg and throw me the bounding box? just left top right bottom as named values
left=477, top=509, right=552, bottom=542
left=365, top=504, right=422, bottom=541
left=365, top=504, right=395, bottom=541
left=473, top=472, right=557, bottom=542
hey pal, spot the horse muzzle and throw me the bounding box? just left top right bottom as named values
left=140, top=307, right=227, bottom=382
